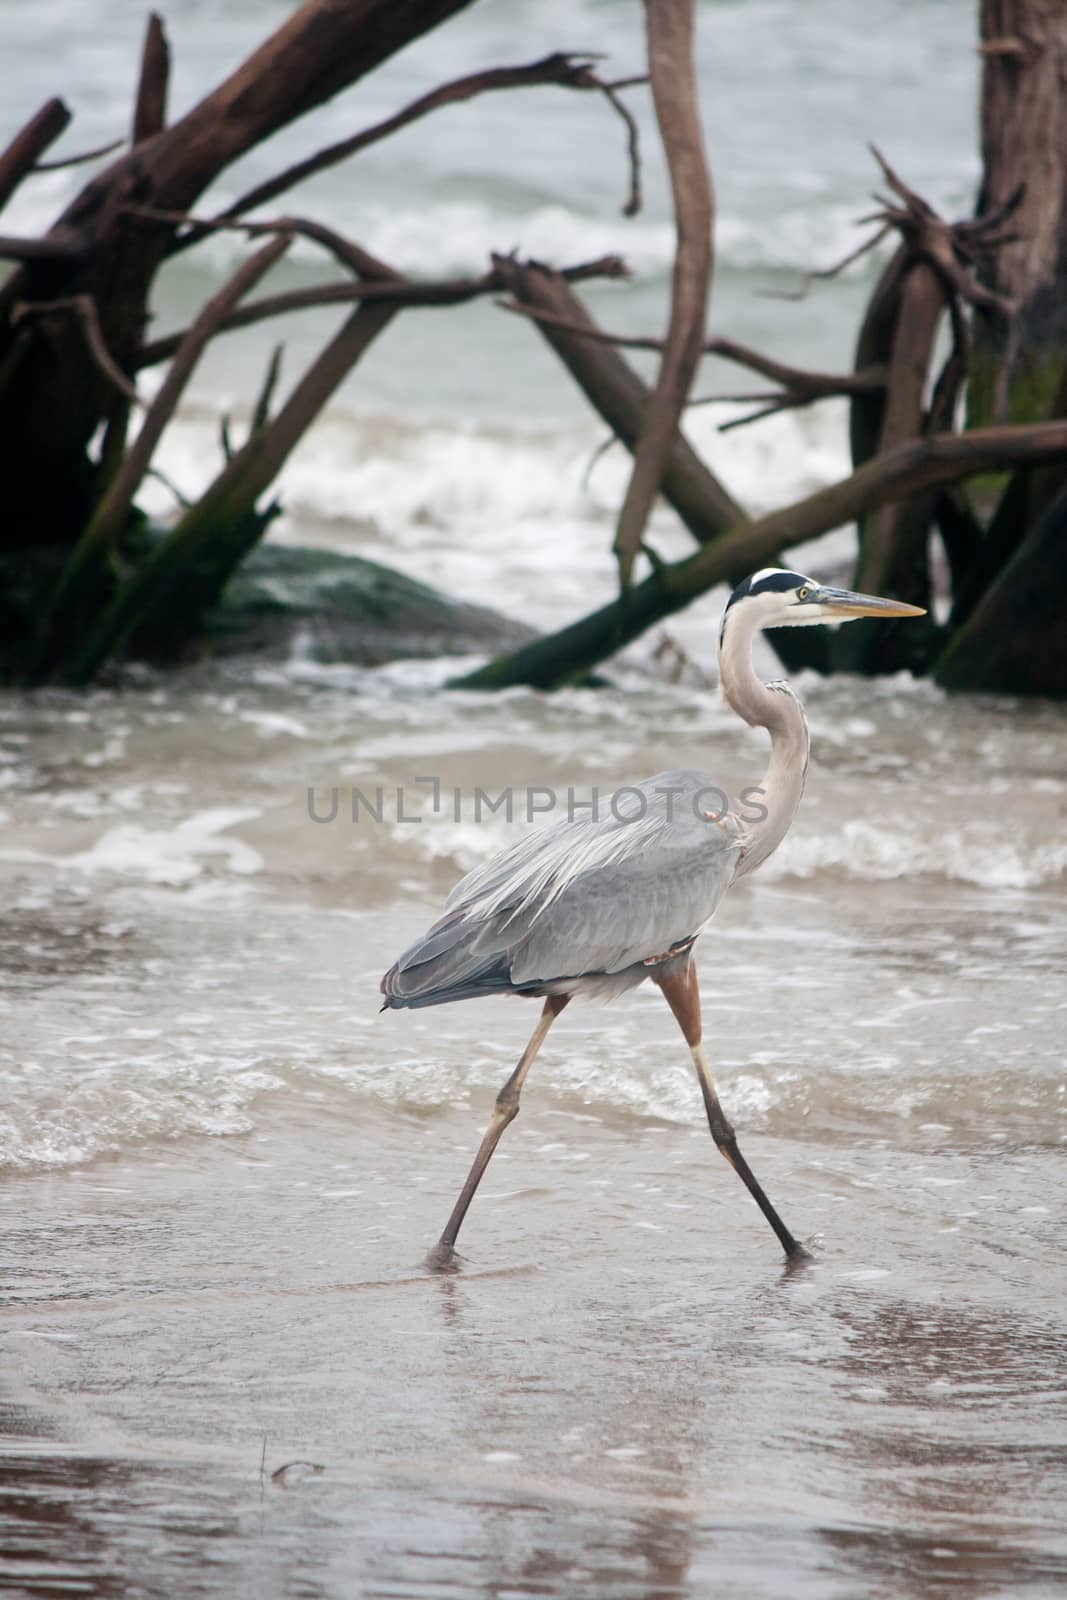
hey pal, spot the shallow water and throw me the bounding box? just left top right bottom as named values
left=3, top=664, right=1067, bottom=1597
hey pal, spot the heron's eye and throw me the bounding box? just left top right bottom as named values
left=797, top=586, right=810, bottom=601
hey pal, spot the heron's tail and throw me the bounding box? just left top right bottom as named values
left=380, top=909, right=522, bottom=1010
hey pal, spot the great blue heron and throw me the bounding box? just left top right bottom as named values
left=382, top=569, right=924, bottom=1265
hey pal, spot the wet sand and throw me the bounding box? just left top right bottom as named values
left=4, top=1076, right=1067, bottom=1599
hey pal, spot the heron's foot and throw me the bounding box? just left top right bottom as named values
left=424, top=1239, right=463, bottom=1274
left=784, top=1241, right=815, bottom=1270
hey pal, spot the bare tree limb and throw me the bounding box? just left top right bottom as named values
left=136, top=252, right=629, bottom=368
left=251, top=342, right=285, bottom=434
left=126, top=204, right=396, bottom=280
left=499, top=295, right=885, bottom=404
left=11, top=294, right=142, bottom=403
left=599, top=80, right=643, bottom=216
left=89, top=235, right=294, bottom=555
left=497, top=257, right=745, bottom=545
left=863, top=143, right=1018, bottom=319
left=66, top=258, right=404, bottom=683
left=759, top=223, right=893, bottom=302
left=927, top=286, right=969, bottom=435
left=852, top=258, right=946, bottom=609
left=33, top=137, right=126, bottom=173
left=169, top=52, right=645, bottom=255
left=614, top=0, right=711, bottom=586
left=132, top=13, right=170, bottom=145
left=0, top=97, right=71, bottom=211
left=145, top=464, right=193, bottom=508
left=0, top=232, right=87, bottom=263
left=453, top=420, right=1067, bottom=690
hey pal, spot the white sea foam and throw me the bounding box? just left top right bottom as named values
left=67, top=809, right=264, bottom=886
left=769, top=822, right=1067, bottom=891
left=144, top=396, right=853, bottom=635
left=385, top=807, right=1067, bottom=893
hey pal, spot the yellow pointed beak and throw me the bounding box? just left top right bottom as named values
left=812, top=586, right=926, bottom=619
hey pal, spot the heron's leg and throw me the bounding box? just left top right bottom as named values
left=654, top=960, right=810, bottom=1263
left=429, top=994, right=569, bottom=1267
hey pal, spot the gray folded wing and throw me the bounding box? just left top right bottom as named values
left=382, top=770, right=743, bottom=1005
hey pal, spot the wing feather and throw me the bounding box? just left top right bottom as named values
left=410, top=770, right=744, bottom=992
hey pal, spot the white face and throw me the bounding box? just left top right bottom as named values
left=741, top=570, right=825, bottom=628
left=726, top=569, right=927, bottom=633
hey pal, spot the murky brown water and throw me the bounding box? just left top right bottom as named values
left=2, top=659, right=1066, bottom=1598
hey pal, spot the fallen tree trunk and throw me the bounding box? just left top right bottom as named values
left=499, top=259, right=744, bottom=540
left=454, top=420, right=1067, bottom=690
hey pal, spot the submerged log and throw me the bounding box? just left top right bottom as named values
left=454, top=421, right=1067, bottom=691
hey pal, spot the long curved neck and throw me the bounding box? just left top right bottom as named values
left=718, top=606, right=810, bottom=876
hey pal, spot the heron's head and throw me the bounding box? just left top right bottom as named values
left=722, top=568, right=926, bottom=638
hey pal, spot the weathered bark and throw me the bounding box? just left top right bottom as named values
left=0, top=0, right=479, bottom=547
left=849, top=245, right=911, bottom=472
left=500, top=260, right=744, bottom=541
left=455, top=421, right=1067, bottom=691
left=844, top=260, right=948, bottom=673
left=131, top=14, right=170, bottom=145
left=614, top=0, right=711, bottom=584
left=971, top=0, right=1067, bottom=424
left=0, top=98, right=71, bottom=210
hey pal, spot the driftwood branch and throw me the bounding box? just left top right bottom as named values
left=170, top=52, right=645, bottom=255
left=599, top=79, right=643, bottom=216
left=136, top=252, right=629, bottom=368
left=33, top=137, right=126, bottom=174
left=11, top=295, right=141, bottom=403
left=0, top=97, right=71, bottom=211
left=127, top=204, right=393, bottom=279
left=499, top=296, right=885, bottom=423
left=132, top=13, right=170, bottom=144
left=497, top=257, right=745, bottom=545
left=0, top=232, right=88, bottom=263
left=864, top=143, right=1018, bottom=319
left=86, top=235, right=294, bottom=556
left=454, top=420, right=1067, bottom=690
left=849, top=256, right=946, bottom=633
left=614, top=0, right=711, bottom=586
left=66, top=254, right=403, bottom=682
left=760, top=224, right=893, bottom=302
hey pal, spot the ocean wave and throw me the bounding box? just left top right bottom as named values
left=768, top=822, right=1067, bottom=891
left=383, top=809, right=1067, bottom=893
left=145, top=399, right=852, bottom=630
left=166, top=193, right=892, bottom=286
